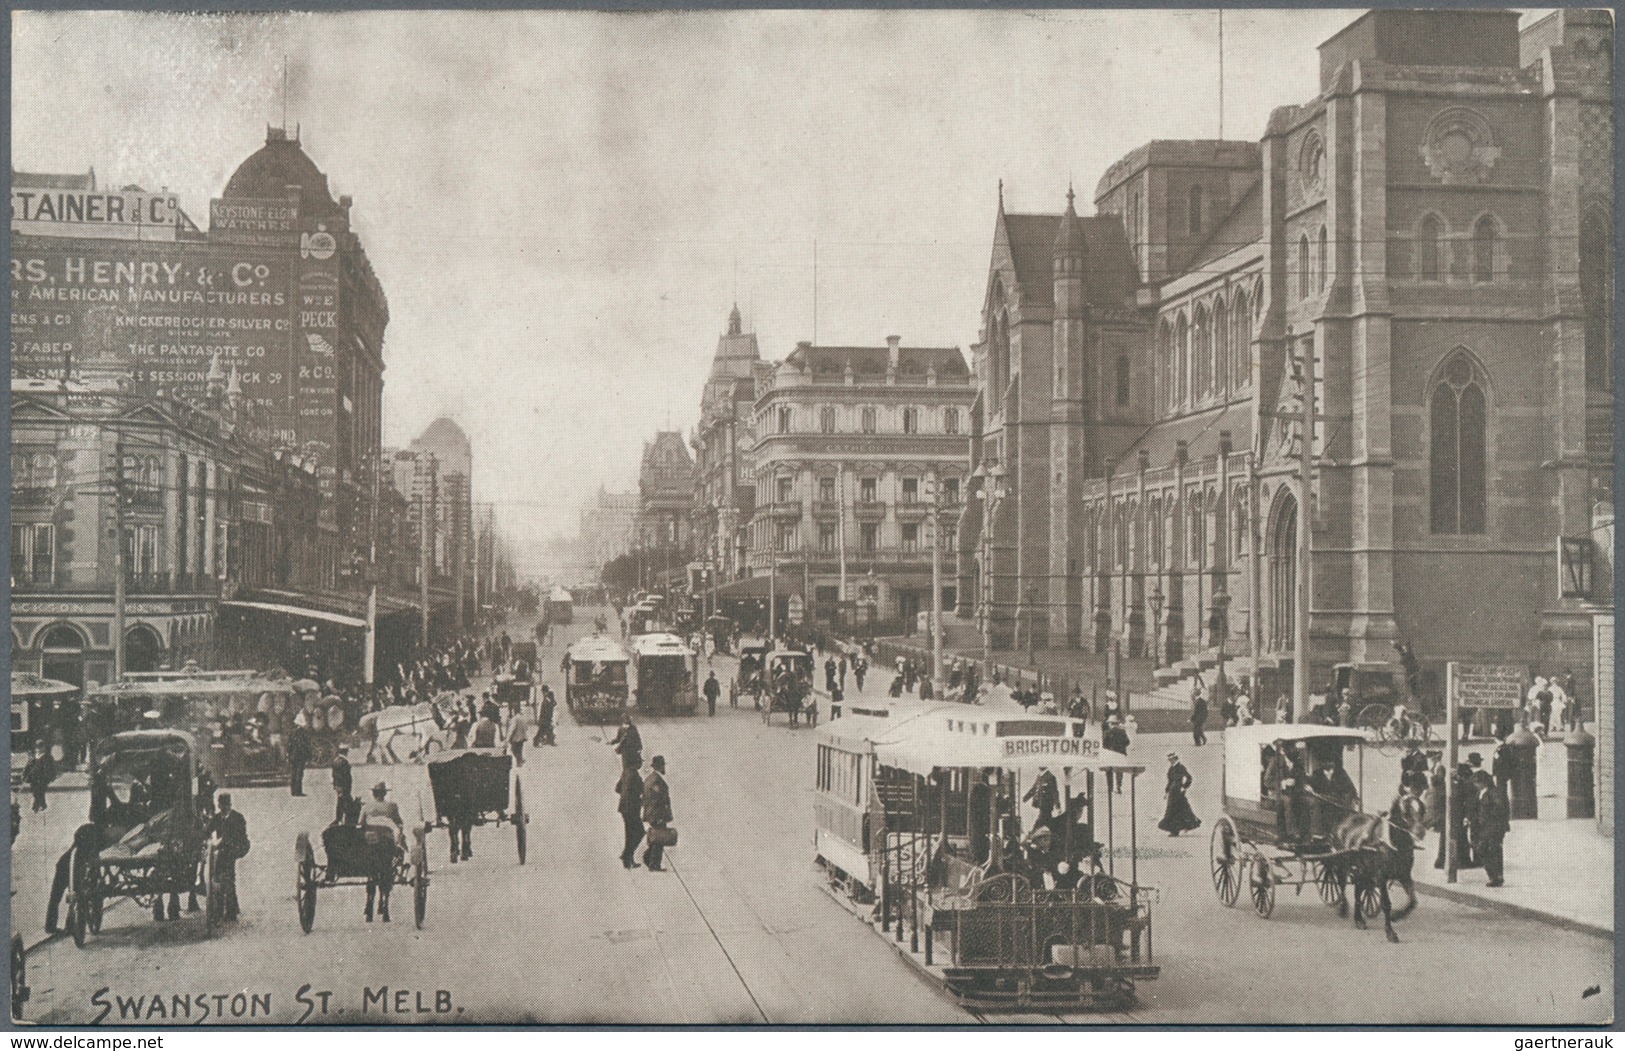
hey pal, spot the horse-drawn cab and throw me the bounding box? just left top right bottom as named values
left=705, top=615, right=735, bottom=656
left=296, top=810, right=430, bottom=931
left=733, top=640, right=772, bottom=704
left=1211, top=724, right=1419, bottom=937
left=761, top=647, right=815, bottom=723
left=813, top=705, right=1158, bottom=1010
left=65, top=731, right=226, bottom=946
left=1223, top=725, right=1366, bottom=854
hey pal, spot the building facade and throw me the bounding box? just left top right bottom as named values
left=747, top=337, right=975, bottom=628
left=10, top=376, right=323, bottom=689
left=691, top=305, right=768, bottom=584
left=637, top=430, right=696, bottom=554
left=962, top=8, right=1615, bottom=704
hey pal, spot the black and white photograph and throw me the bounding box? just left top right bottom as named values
left=5, top=5, right=1616, bottom=1028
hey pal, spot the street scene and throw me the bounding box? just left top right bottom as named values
left=8, top=6, right=1616, bottom=1029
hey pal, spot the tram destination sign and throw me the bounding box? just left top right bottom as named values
left=1002, top=736, right=1098, bottom=758
left=1448, top=662, right=1527, bottom=709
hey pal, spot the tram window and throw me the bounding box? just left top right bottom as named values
left=995, top=719, right=1066, bottom=738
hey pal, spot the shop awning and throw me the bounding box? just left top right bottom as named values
left=218, top=600, right=367, bottom=628
left=714, top=575, right=775, bottom=599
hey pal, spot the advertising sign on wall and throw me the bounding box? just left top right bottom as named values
left=209, top=197, right=300, bottom=248
left=10, top=238, right=296, bottom=438
left=11, top=188, right=182, bottom=241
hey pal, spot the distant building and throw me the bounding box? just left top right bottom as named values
left=743, top=337, right=974, bottom=629
left=637, top=431, right=696, bottom=587
left=692, top=305, right=768, bottom=584
left=580, top=488, right=639, bottom=576
left=963, top=8, right=1614, bottom=704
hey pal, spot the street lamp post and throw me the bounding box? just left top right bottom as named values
left=1149, top=584, right=1165, bottom=669
left=1210, top=589, right=1232, bottom=710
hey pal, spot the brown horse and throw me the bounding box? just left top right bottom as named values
left=1326, top=796, right=1425, bottom=942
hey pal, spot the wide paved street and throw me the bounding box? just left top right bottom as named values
left=13, top=610, right=1611, bottom=1026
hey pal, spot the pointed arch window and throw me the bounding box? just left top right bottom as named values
left=1175, top=314, right=1189, bottom=407
left=1317, top=226, right=1329, bottom=290
left=1192, top=306, right=1210, bottom=400
left=1231, top=290, right=1249, bottom=389
left=1158, top=322, right=1174, bottom=412
left=1471, top=215, right=1497, bottom=283
left=1114, top=354, right=1131, bottom=408
left=1297, top=234, right=1311, bottom=299
left=1417, top=215, right=1445, bottom=281
left=1213, top=299, right=1229, bottom=398
left=1429, top=353, right=1487, bottom=535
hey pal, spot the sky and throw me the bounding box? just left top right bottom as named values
left=13, top=7, right=1389, bottom=578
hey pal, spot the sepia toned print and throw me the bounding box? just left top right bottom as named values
left=7, top=6, right=1613, bottom=1027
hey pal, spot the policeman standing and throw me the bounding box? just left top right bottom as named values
left=288, top=716, right=313, bottom=797
left=331, top=745, right=354, bottom=824
left=616, top=762, right=644, bottom=869
left=208, top=793, right=251, bottom=922
left=703, top=671, right=721, bottom=717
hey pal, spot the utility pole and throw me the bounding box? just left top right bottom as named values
left=113, top=441, right=127, bottom=682
left=1293, top=339, right=1314, bottom=720
left=768, top=534, right=778, bottom=641
left=929, top=472, right=944, bottom=689
left=1247, top=450, right=1262, bottom=703
left=364, top=453, right=380, bottom=686
left=420, top=463, right=432, bottom=654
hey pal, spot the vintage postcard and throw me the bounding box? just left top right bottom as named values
left=7, top=6, right=1615, bottom=1028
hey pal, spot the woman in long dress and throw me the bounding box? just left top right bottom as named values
left=1158, top=751, right=1202, bottom=835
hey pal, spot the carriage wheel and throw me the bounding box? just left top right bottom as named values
left=66, top=847, right=98, bottom=949
left=1209, top=817, right=1240, bottom=907
left=1357, top=880, right=1386, bottom=920
left=10, top=935, right=27, bottom=1020
left=295, top=834, right=318, bottom=934
left=203, top=842, right=224, bottom=937
left=513, top=780, right=528, bottom=865
left=1249, top=857, right=1276, bottom=918
left=412, top=862, right=428, bottom=929
left=1358, top=703, right=1390, bottom=736
left=1316, top=861, right=1344, bottom=907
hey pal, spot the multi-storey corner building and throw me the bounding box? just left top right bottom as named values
left=961, top=8, right=1614, bottom=704
left=9, top=126, right=401, bottom=682
left=692, top=306, right=768, bottom=584
left=745, top=337, right=975, bottom=628
left=10, top=375, right=323, bottom=687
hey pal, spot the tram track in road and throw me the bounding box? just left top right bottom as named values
left=666, top=856, right=771, bottom=1022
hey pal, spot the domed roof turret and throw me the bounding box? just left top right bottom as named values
left=221, top=126, right=336, bottom=215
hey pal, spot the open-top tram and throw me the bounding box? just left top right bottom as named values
left=562, top=634, right=631, bottom=725
left=813, top=706, right=1158, bottom=1011
left=629, top=633, right=699, bottom=716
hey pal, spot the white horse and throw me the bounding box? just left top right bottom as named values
left=358, top=702, right=448, bottom=764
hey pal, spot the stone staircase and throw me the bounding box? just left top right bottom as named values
left=1143, top=646, right=1289, bottom=711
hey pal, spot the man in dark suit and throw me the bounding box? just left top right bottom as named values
left=288, top=718, right=313, bottom=797
left=610, top=713, right=642, bottom=770
left=616, top=763, right=644, bottom=869
left=331, top=746, right=354, bottom=824
left=1024, top=767, right=1059, bottom=826
left=1472, top=769, right=1509, bottom=887
left=641, top=756, right=674, bottom=872
left=208, top=793, right=251, bottom=922
left=1102, top=718, right=1131, bottom=793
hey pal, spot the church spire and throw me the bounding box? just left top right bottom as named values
left=998, top=178, right=1005, bottom=215
left=728, top=302, right=742, bottom=336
